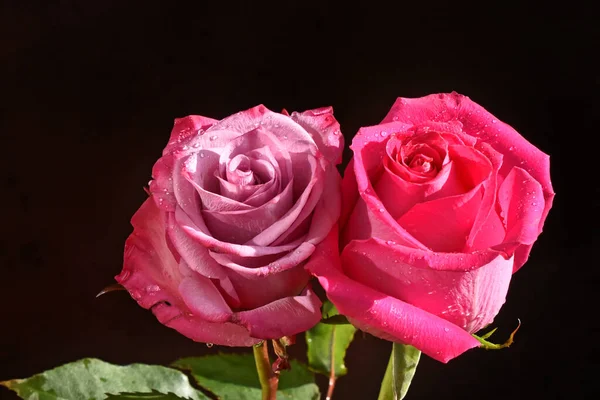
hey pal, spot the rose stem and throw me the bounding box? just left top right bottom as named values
left=253, top=341, right=279, bottom=400
left=326, top=366, right=337, bottom=400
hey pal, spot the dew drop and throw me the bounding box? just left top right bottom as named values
left=379, top=208, right=385, bottom=213
left=380, top=131, right=388, bottom=137
left=492, top=119, right=497, bottom=124
left=444, top=327, right=450, bottom=332
left=210, top=135, right=217, bottom=141
left=508, top=146, right=514, bottom=151
left=386, top=240, right=395, bottom=245
left=199, top=152, right=206, bottom=158
left=206, top=343, right=214, bottom=348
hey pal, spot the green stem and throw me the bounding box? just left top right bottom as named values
left=253, top=341, right=278, bottom=400
left=377, top=343, right=421, bottom=400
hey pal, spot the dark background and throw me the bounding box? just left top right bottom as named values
left=1, top=1, right=597, bottom=399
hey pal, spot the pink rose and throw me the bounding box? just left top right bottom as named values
left=117, top=105, right=343, bottom=346
left=307, top=93, right=554, bottom=362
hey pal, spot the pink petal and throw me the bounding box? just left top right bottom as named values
left=176, top=207, right=305, bottom=257
left=149, top=154, right=178, bottom=212
left=226, top=265, right=312, bottom=310
left=494, top=167, right=545, bottom=270
left=178, top=273, right=233, bottom=323
left=201, top=179, right=294, bottom=244
left=302, top=164, right=342, bottom=246
left=165, top=315, right=259, bottom=347
left=164, top=115, right=218, bottom=155
left=217, top=128, right=293, bottom=187
left=116, top=199, right=256, bottom=346
left=306, top=228, right=481, bottom=363
left=291, top=106, right=344, bottom=164
left=247, top=155, right=322, bottom=246
left=166, top=213, right=228, bottom=280
left=208, top=242, right=315, bottom=279
left=397, top=184, right=483, bottom=252
left=341, top=239, right=514, bottom=333
left=374, top=160, right=453, bottom=219
left=232, top=286, right=322, bottom=339
left=340, top=159, right=359, bottom=231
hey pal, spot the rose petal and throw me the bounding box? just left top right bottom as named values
left=226, top=266, right=312, bottom=310
left=494, top=167, right=545, bottom=270
left=246, top=155, right=322, bottom=246
left=164, top=115, right=218, bottom=155
left=306, top=227, right=481, bottom=363
left=116, top=199, right=255, bottom=346
left=208, top=242, right=315, bottom=279
left=178, top=273, right=233, bottom=323
left=395, top=145, right=493, bottom=252
left=201, top=179, right=295, bottom=244
left=340, top=159, right=359, bottom=231
left=165, top=315, right=259, bottom=347
left=302, top=163, right=342, bottom=246
left=176, top=207, right=306, bottom=257
left=374, top=160, right=453, bottom=219
left=291, top=106, right=344, bottom=164
left=166, top=214, right=227, bottom=280
left=232, top=286, right=322, bottom=339
left=397, top=184, right=483, bottom=252
left=342, top=239, right=513, bottom=333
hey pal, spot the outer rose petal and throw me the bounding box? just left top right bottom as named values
left=306, top=227, right=480, bottom=363
left=164, top=115, right=219, bottom=155
left=116, top=198, right=256, bottom=346
left=341, top=239, right=514, bottom=333
left=494, top=167, right=546, bottom=270
left=232, top=286, right=322, bottom=339
left=291, top=106, right=344, bottom=164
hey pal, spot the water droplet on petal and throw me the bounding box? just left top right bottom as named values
left=199, top=152, right=205, bottom=158
left=210, top=135, right=217, bottom=141
left=380, top=131, right=388, bottom=137
left=492, top=119, right=497, bottom=124
left=379, top=208, right=385, bottom=213
left=206, top=343, right=214, bottom=348
left=444, top=327, right=450, bottom=332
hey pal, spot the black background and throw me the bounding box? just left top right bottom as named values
left=1, top=1, right=597, bottom=399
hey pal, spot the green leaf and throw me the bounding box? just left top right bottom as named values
left=306, top=301, right=356, bottom=378
left=172, top=354, right=319, bottom=400
left=0, top=358, right=206, bottom=400
left=106, top=390, right=190, bottom=399
left=378, top=343, right=421, bottom=400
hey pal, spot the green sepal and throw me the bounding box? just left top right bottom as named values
left=473, top=319, right=521, bottom=350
